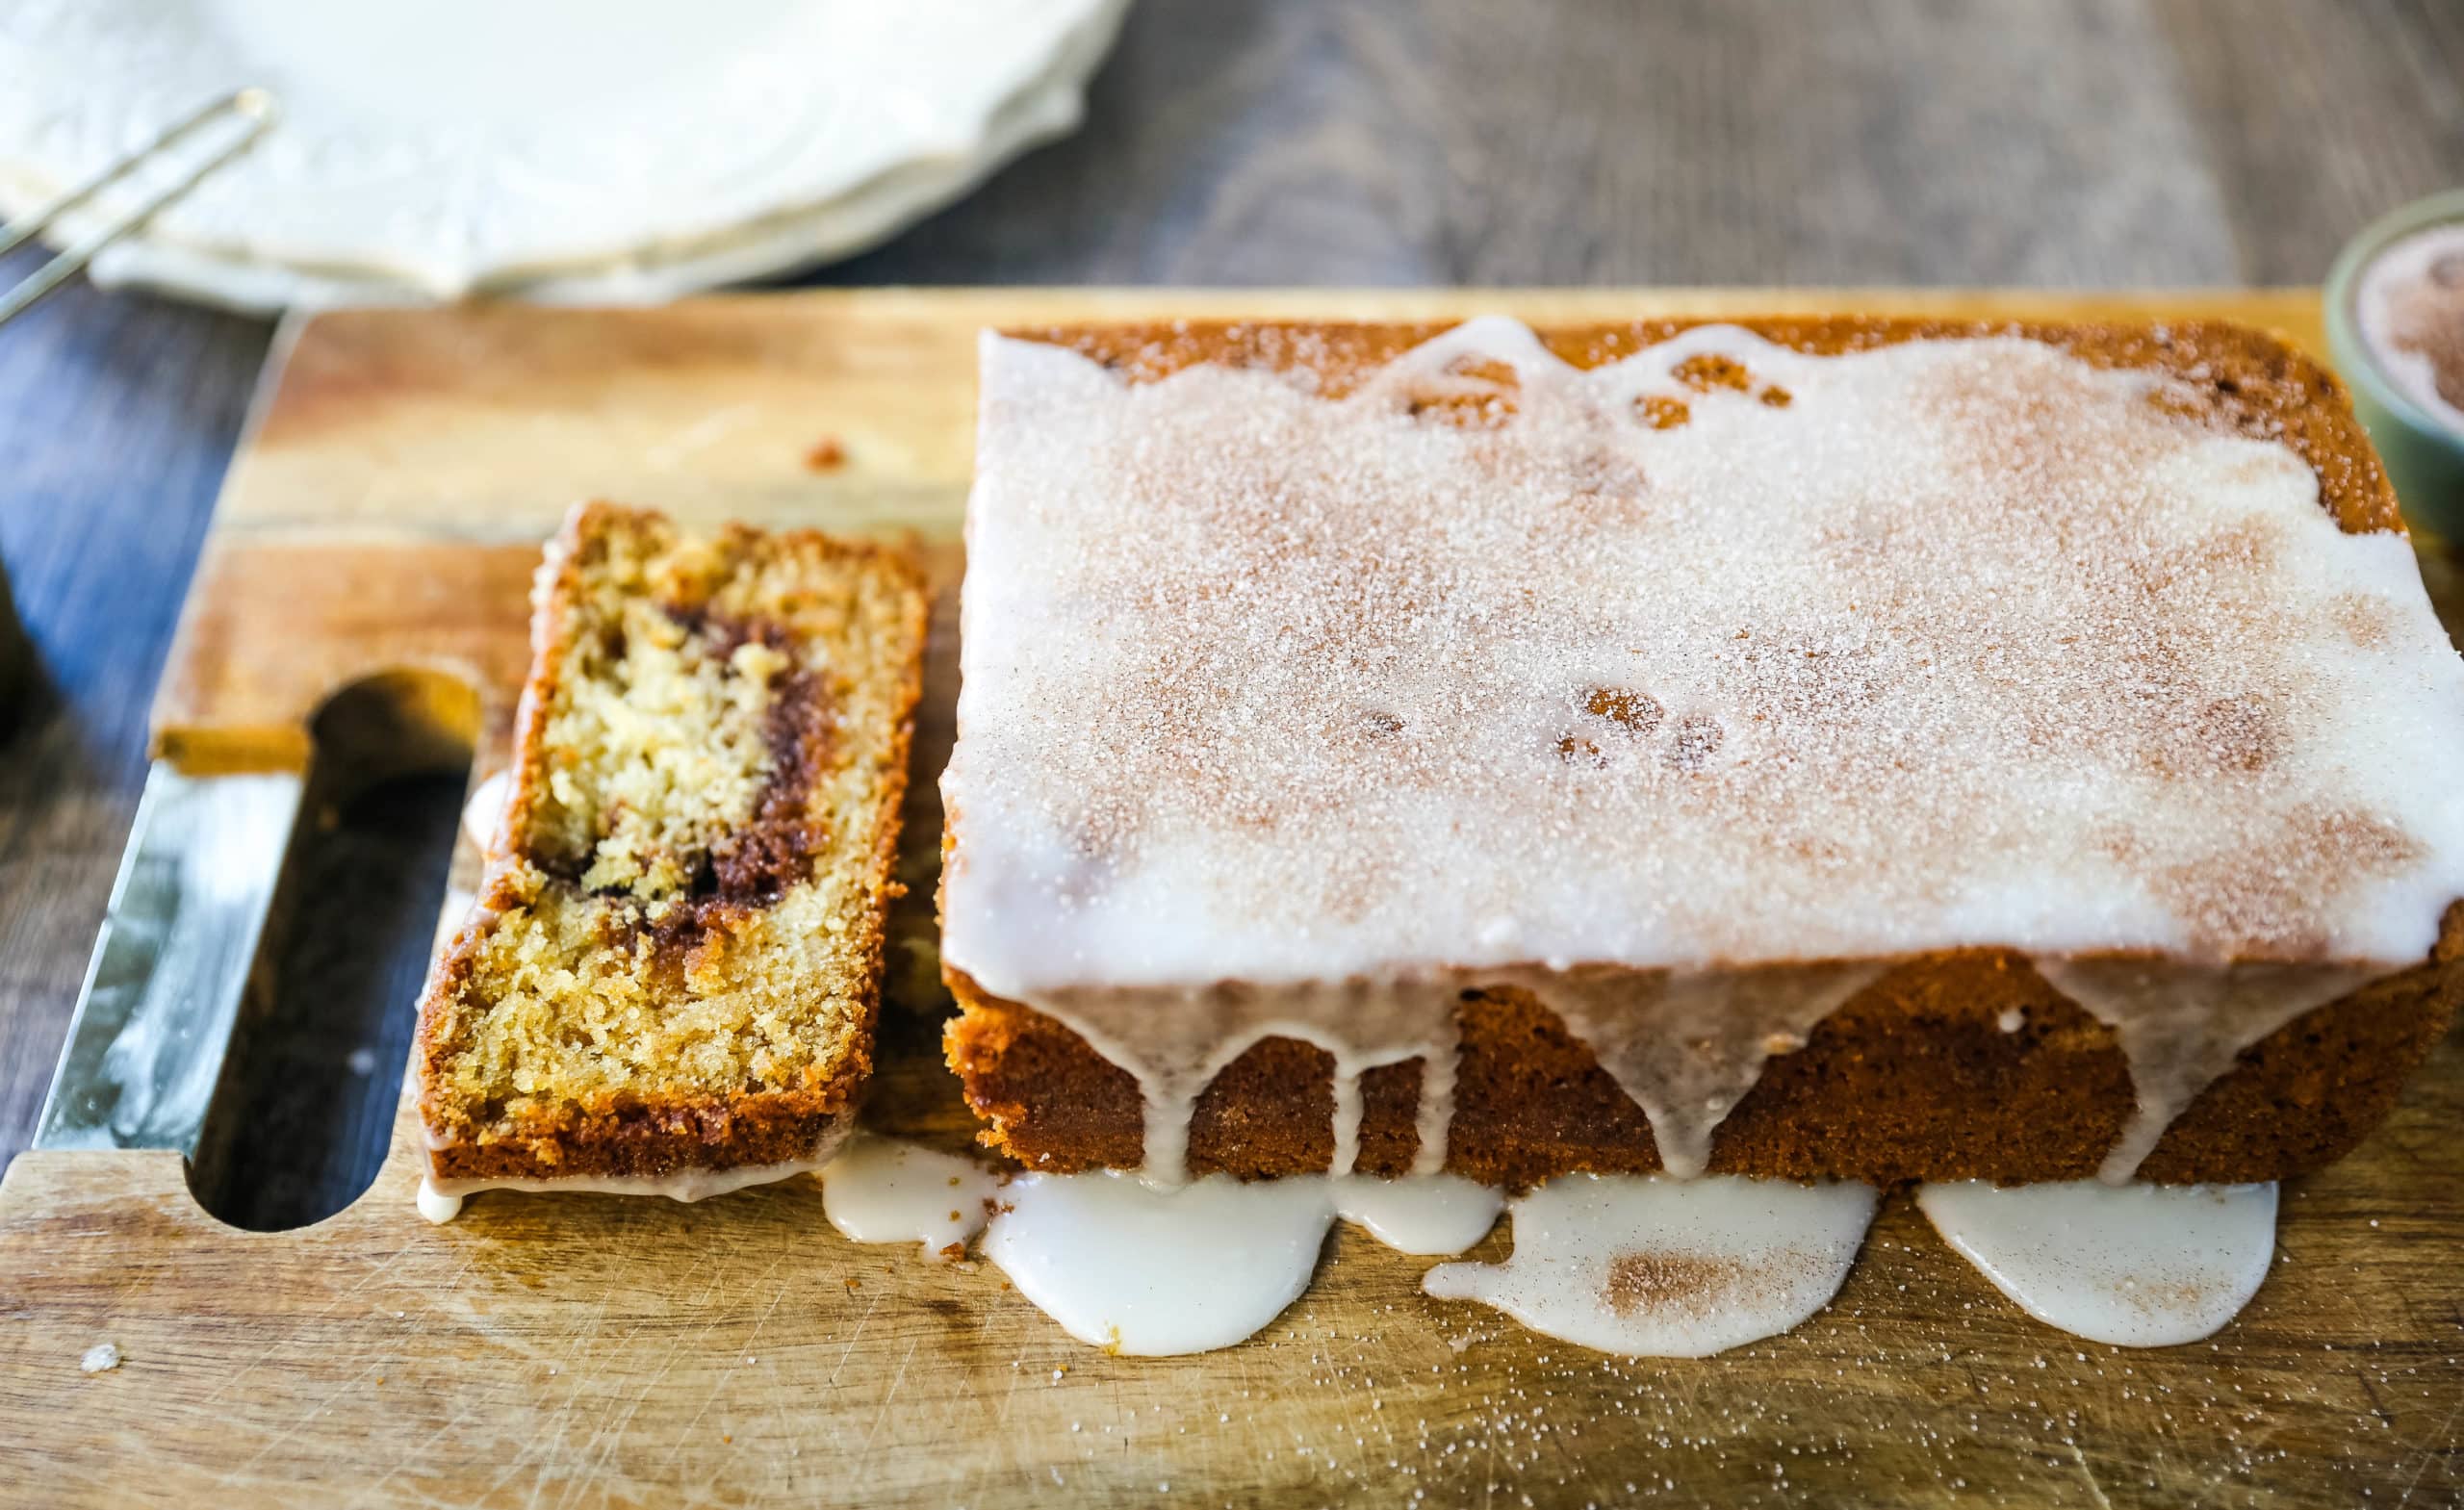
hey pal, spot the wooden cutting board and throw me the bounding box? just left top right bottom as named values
left=3, top=290, right=2459, bottom=1509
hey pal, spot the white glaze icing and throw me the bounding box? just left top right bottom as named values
left=460, top=769, right=510, bottom=856
left=803, top=1138, right=2279, bottom=1358
left=1917, top=1180, right=2277, bottom=1346
left=819, top=1133, right=1000, bottom=1259
left=2355, top=220, right=2464, bottom=435
left=1423, top=1174, right=1879, bottom=1357
left=417, top=1126, right=849, bottom=1224
left=1027, top=980, right=1468, bottom=1188
left=1328, top=1173, right=1503, bottom=1254
left=945, top=318, right=2464, bottom=1184
left=2039, top=961, right=2378, bottom=1181
left=979, top=1170, right=1337, bottom=1355
left=952, top=318, right=2464, bottom=985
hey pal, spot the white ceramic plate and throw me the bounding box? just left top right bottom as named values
left=0, top=0, right=1130, bottom=310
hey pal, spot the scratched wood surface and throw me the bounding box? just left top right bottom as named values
left=0, top=290, right=2459, bottom=1508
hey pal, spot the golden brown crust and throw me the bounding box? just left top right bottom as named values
left=945, top=318, right=2451, bottom=1186
left=946, top=904, right=2462, bottom=1187
left=419, top=502, right=928, bottom=1185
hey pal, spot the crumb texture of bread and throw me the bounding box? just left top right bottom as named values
left=420, top=503, right=927, bottom=1182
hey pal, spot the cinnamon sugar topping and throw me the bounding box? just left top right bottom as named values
left=1423, top=1174, right=1878, bottom=1356
left=945, top=318, right=2464, bottom=1181
left=1604, top=1251, right=1755, bottom=1319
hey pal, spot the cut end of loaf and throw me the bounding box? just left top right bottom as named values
left=419, top=502, right=928, bottom=1185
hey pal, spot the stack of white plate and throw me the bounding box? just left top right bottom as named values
left=0, top=0, right=1132, bottom=311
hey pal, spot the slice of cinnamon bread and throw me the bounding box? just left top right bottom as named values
left=418, top=503, right=927, bottom=1214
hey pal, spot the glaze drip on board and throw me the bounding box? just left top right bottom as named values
left=425, top=1132, right=2284, bottom=1356
left=978, top=1169, right=1502, bottom=1355
left=960, top=1162, right=2276, bottom=1356
left=1424, top=1175, right=1880, bottom=1357
left=945, top=317, right=2464, bottom=1188
left=1917, top=1180, right=2278, bottom=1345
left=819, top=1133, right=1000, bottom=1259
left=1030, top=980, right=1472, bottom=1188
left=2037, top=962, right=2380, bottom=1181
